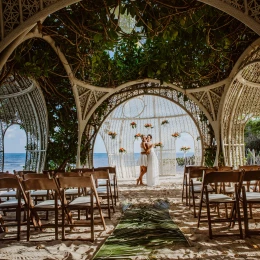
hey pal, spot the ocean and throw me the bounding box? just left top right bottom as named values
left=3, top=152, right=194, bottom=173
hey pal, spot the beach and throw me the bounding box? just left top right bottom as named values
left=1, top=174, right=260, bottom=259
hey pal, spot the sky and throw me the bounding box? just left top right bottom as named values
left=5, top=124, right=195, bottom=154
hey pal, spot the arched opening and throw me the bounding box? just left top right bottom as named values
left=4, top=124, right=26, bottom=172
left=244, top=117, right=260, bottom=165
left=93, top=133, right=109, bottom=167
left=176, top=132, right=196, bottom=171
left=96, top=95, right=202, bottom=178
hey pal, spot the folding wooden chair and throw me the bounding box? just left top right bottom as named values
left=197, top=170, right=243, bottom=239
left=95, top=166, right=119, bottom=206
left=239, top=170, right=260, bottom=237
left=56, top=174, right=106, bottom=241
left=22, top=175, right=60, bottom=241
left=188, top=167, right=209, bottom=217
left=182, top=165, right=206, bottom=206
left=0, top=175, right=25, bottom=240
left=83, top=170, right=115, bottom=219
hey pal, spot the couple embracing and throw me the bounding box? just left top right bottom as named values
left=137, top=134, right=159, bottom=186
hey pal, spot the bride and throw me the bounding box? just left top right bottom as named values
left=146, top=134, right=159, bottom=186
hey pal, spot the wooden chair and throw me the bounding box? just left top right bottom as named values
left=182, top=165, right=205, bottom=206
left=83, top=170, right=115, bottom=219
left=0, top=173, right=17, bottom=202
left=0, top=175, right=25, bottom=240
left=95, top=166, right=118, bottom=206
left=239, top=165, right=260, bottom=192
left=22, top=175, right=60, bottom=241
left=239, top=170, right=260, bottom=237
left=197, top=170, right=243, bottom=239
left=56, top=174, right=106, bottom=241
left=187, top=167, right=209, bottom=217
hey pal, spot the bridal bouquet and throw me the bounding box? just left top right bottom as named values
left=119, top=147, right=126, bottom=153
left=108, top=131, right=117, bottom=139
left=130, top=122, right=137, bottom=129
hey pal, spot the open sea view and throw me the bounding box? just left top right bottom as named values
left=3, top=152, right=194, bottom=173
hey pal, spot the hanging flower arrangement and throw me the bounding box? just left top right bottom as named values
left=134, top=133, right=142, bottom=139
left=172, top=132, right=180, bottom=138
left=161, top=120, right=169, bottom=125
left=180, top=146, right=191, bottom=152
left=130, top=122, right=137, bottom=129
left=108, top=131, right=117, bottom=139
left=119, top=147, right=126, bottom=153
left=144, top=123, right=153, bottom=128
left=155, top=142, right=163, bottom=148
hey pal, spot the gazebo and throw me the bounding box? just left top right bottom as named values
left=0, top=0, right=259, bottom=172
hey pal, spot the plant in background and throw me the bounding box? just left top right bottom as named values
left=161, top=120, right=169, bottom=125
left=119, top=147, right=126, bottom=153
left=134, top=133, right=142, bottom=139
left=144, top=123, right=153, bottom=128
left=172, top=132, right=180, bottom=138
left=130, top=122, right=137, bottom=129
left=108, top=131, right=117, bottom=139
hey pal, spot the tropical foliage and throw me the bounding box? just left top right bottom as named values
left=0, top=0, right=258, bottom=168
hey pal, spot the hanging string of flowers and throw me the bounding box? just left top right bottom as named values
left=161, top=120, right=169, bottom=125
left=119, top=147, right=126, bottom=153
left=108, top=131, right=117, bottom=139
left=180, top=146, right=191, bottom=152
left=130, top=122, right=137, bottom=129
left=172, top=132, right=180, bottom=138
left=134, top=133, right=142, bottom=139
left=144, top=123, right=153, bottom=128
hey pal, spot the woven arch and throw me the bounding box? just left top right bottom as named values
left=80, top=82, right=211, bottom=168
left=0, top=74, right=48, bottom=172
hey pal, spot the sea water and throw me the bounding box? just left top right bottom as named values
left=3, top=152, right=194, bottom=173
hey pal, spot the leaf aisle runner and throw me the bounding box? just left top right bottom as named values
left=93, top=200, right=190, bottom=259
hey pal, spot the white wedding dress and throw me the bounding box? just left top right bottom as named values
left=146, top=142, right=159, bottom=186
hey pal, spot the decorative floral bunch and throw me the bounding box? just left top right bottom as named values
left=172, top=132, right=180, bottom=138
left=144, top=123, right=153, bottom=128
left=155, top=142, right=163, bottom=148
left=108, top=131, right=117, bottom=139
left=180, top=146, right=191, bottom=152
left=119, top=147, right=126, bottom=153
left=130, top=122, right=137, bottom=129
left=161, top=120, right=169, bottom=125
left=134, top=133, right=142, bottom=139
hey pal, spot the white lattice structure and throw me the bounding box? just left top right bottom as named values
left=98, top=96, right=202, bottom=178
left=0, top=74, right=48, bottom=172
left=0, top=1, right=259, bottom=170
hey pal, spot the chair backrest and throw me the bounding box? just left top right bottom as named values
left=0, top=176, right=21, bottom=189
left=55, top=172, right=81, bottom=178
left=91, top=170, right=110, bottom=180
left=22, top=177, right=57, bottom=191
left=241, top=170, right=260, bottom=182
left=95, top=166, right=116, bottom=174
left=0, top=173, right=15, bottom=178
left=189, top=167, right=207, bottom=178
left=216, top=166, right=233, bottom=171
left=23, top=173, right=48, bottom=180
left=203, top=171, right=243, bottom=186
left=71, top=168, right=93, bottom=173
left=239, top=165, right=260, bottom=171
left=58, top=175, right=94, bottom=189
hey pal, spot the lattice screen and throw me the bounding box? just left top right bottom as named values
left=98, top=96, right=202, bottom=179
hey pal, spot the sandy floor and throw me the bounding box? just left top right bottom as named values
left=1, top=175, right=260, bottom=259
